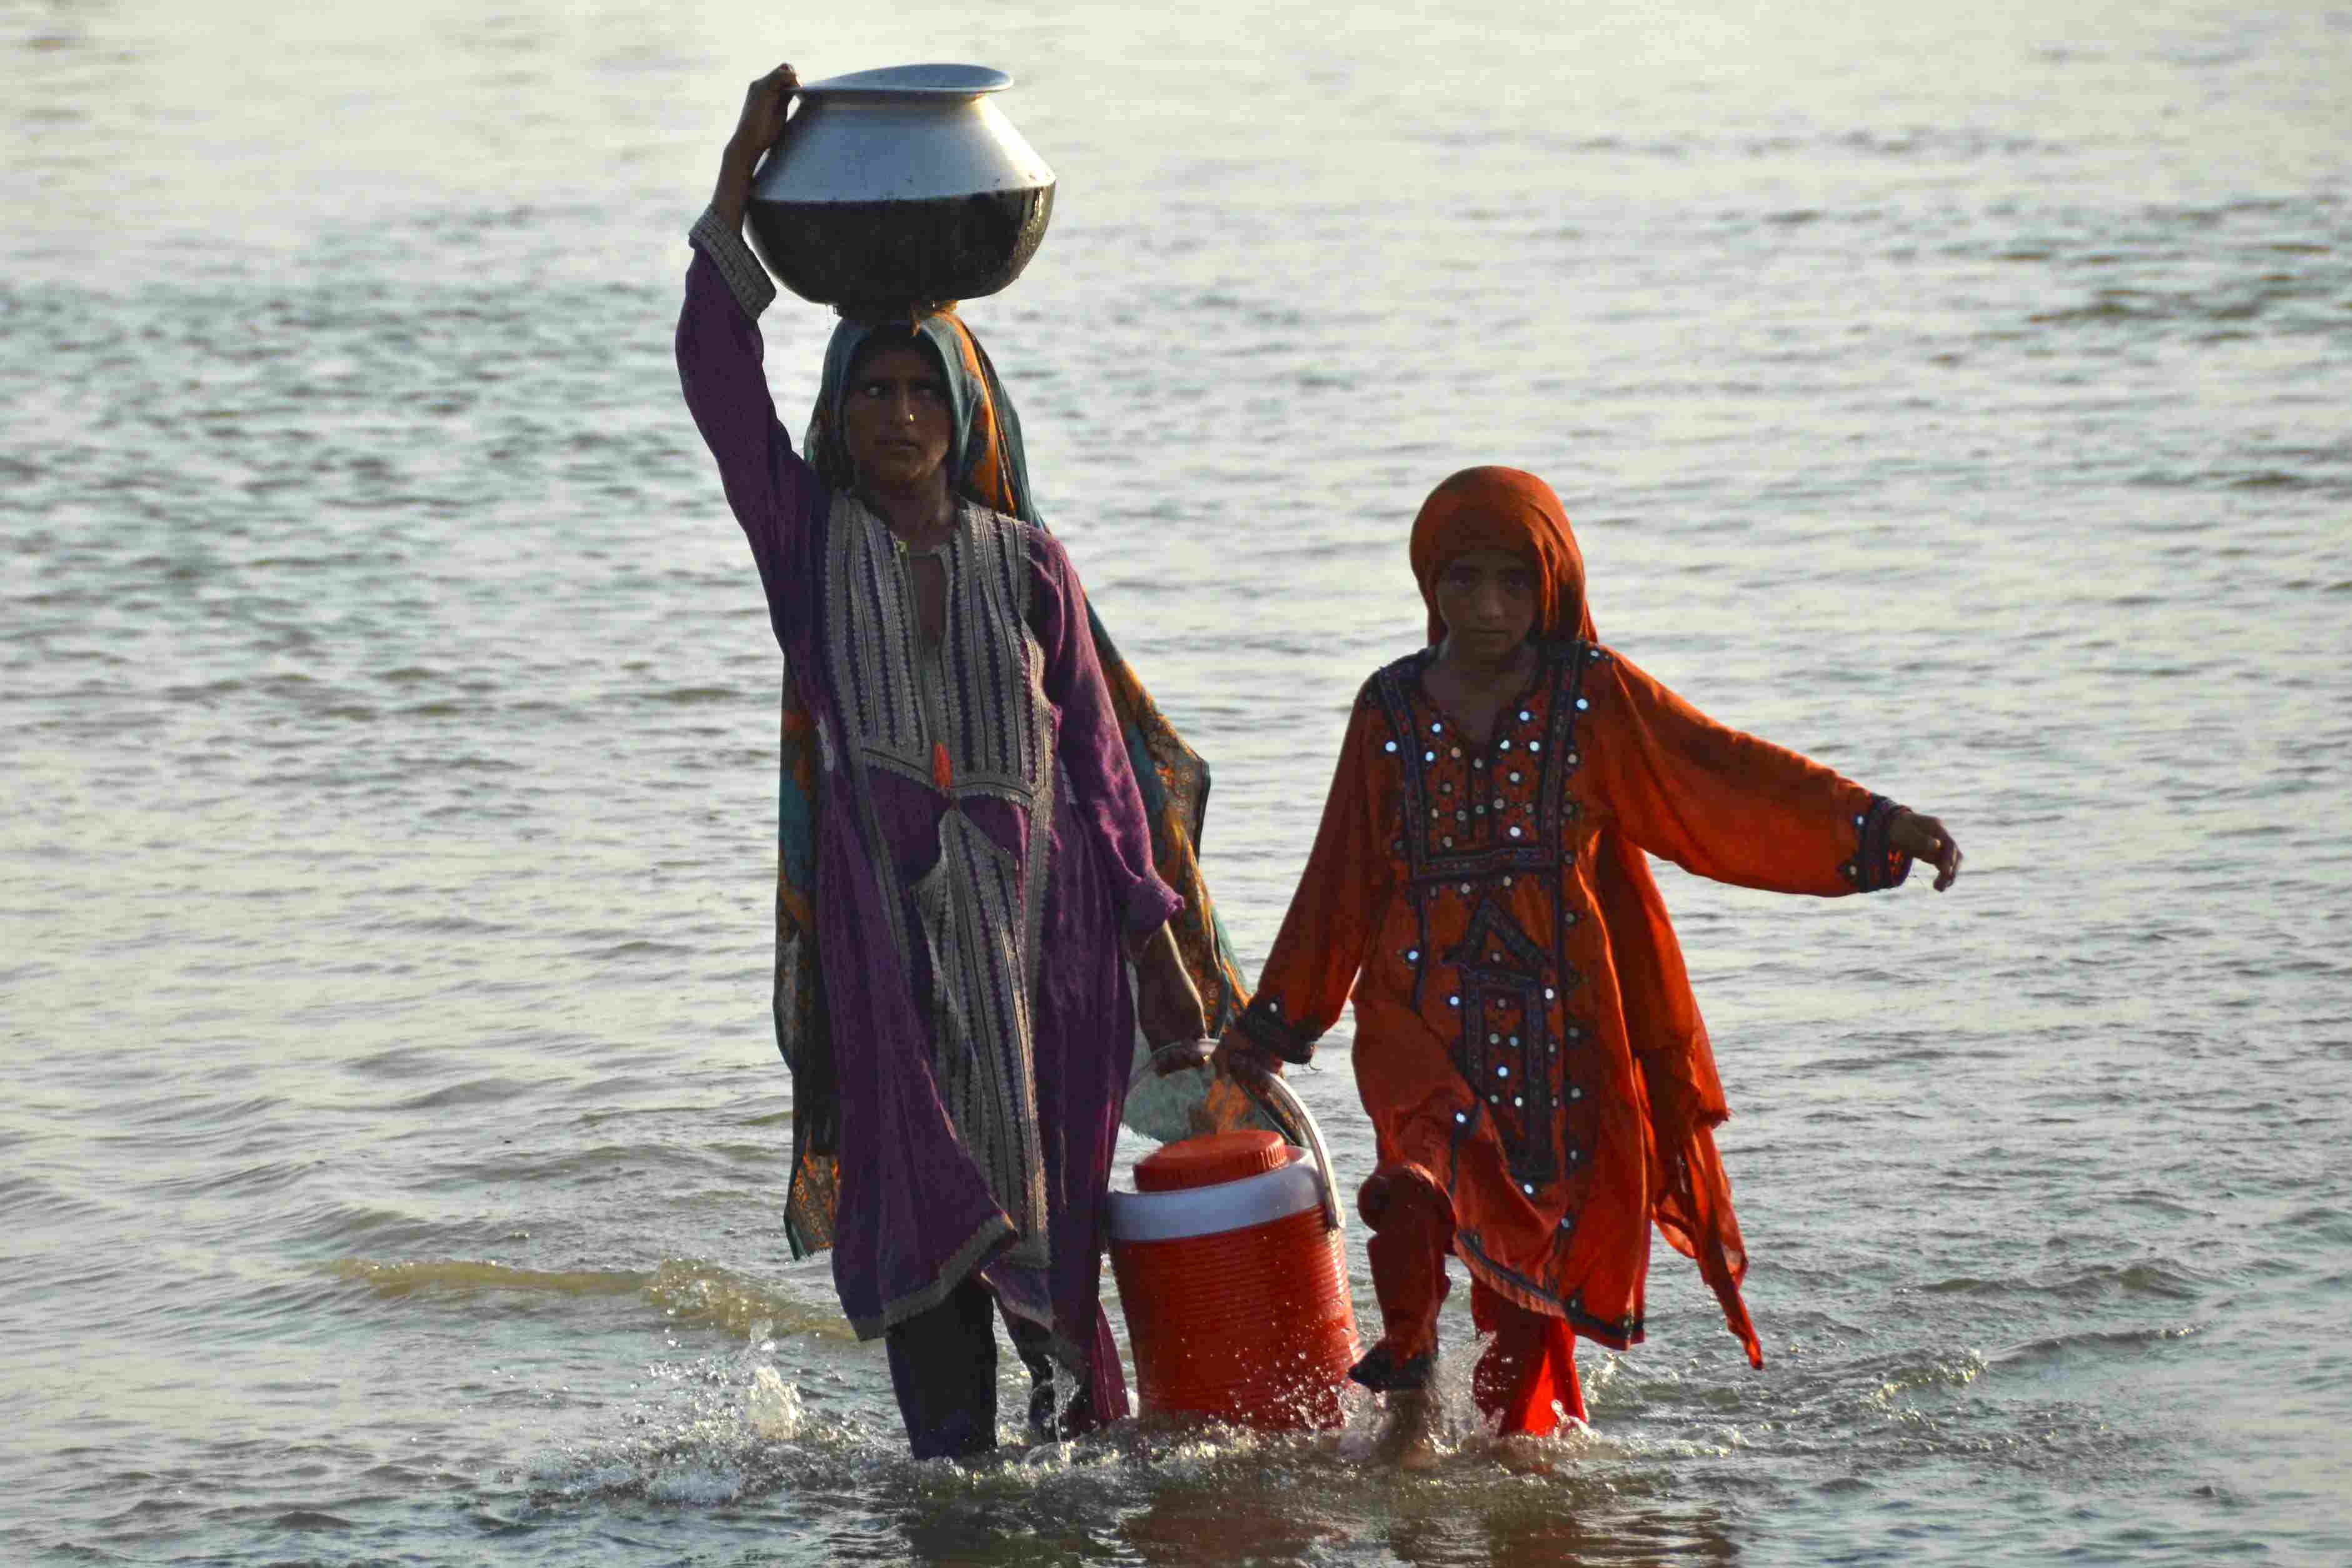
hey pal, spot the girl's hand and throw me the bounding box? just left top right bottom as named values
left=713, top=62, right=800, bottom=227
left=1210, top=1030, right=1285, bottom=1082
left=1892, top=810, right=1962, bottom=891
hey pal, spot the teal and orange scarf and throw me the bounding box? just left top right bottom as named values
left=779, top=310, right=1249, bottom=1257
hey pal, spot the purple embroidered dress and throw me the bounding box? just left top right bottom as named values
left=675, top=218, right=1182, bottom=1411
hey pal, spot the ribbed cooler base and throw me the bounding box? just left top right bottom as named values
left=1110, top=1207, right=1358, bottom=1431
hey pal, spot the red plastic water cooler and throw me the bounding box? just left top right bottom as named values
left=1107, top=1075, right=1358, bottom=1431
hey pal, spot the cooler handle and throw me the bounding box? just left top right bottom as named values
left=1132, top=1042, right=1345, bottom=1234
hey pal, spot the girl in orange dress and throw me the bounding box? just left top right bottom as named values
left=1213, top=467, right=1960, bottom=1461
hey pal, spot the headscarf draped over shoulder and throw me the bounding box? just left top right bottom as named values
left=1403, top=464, right=1765, bottom=1369
left=775, top=308, right=1253, bottom=1257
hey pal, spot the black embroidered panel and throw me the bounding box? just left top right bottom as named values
left=1366, top=644, right=1595, bottom=887
left=1445, top=896, right=1557, bottom=1184
left=1362, top=641, right=1622, bottom=1197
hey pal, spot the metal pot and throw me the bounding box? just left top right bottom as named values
left=745, top=63, right=1056, bottom=318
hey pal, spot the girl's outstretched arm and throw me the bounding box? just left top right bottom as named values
left=1582, top=647, right=1961, bottom=896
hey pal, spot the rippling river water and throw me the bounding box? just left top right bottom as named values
left=5, top=1, right=2350, bottom=1563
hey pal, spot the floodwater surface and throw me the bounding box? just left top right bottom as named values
left=4, top=0, right=2350, bottom=1563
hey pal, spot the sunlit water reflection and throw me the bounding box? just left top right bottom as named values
left=4, top=0, right=2348, bottom=1562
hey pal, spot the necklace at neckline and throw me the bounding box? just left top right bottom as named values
left=875, top=502, right=962, bottom=560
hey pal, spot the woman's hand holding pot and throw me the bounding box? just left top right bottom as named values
left=714, top=62, right=800, bottom=229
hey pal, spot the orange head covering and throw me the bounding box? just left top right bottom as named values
left=1407, top=464, right=1765, bottom=1368
left=1407, top=467, right=1592, bottom=647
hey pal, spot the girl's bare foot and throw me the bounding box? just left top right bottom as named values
left=1373, top=1387, right=1442, bottom=1471
left=1495, top=1432, right=1554, bottom=1474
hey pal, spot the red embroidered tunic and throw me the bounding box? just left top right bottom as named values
left=1233, top=639, right=1910, bottom=1349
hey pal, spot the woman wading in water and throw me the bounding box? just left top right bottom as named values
left=1215, top=467, right=1961, bottom=1467
left=677, top=63, right=1243, bottom=1459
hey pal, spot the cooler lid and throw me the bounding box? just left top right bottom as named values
left=1134, top=1129, right=1288, bottom=1193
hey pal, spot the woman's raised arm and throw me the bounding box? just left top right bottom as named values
left=675, top=63, right=826, bottom=610
left=713, top=64, right=798, bottom=230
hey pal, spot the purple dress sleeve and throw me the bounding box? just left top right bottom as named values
left=1029, top=530, right=1185, bottom=935
left=674, top=209, right=829, bottom=633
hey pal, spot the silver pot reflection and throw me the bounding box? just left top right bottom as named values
left=745, top=63, right=1056, bottom=318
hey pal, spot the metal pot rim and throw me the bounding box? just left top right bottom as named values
left=799, top=62, right=1012, bottom=99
